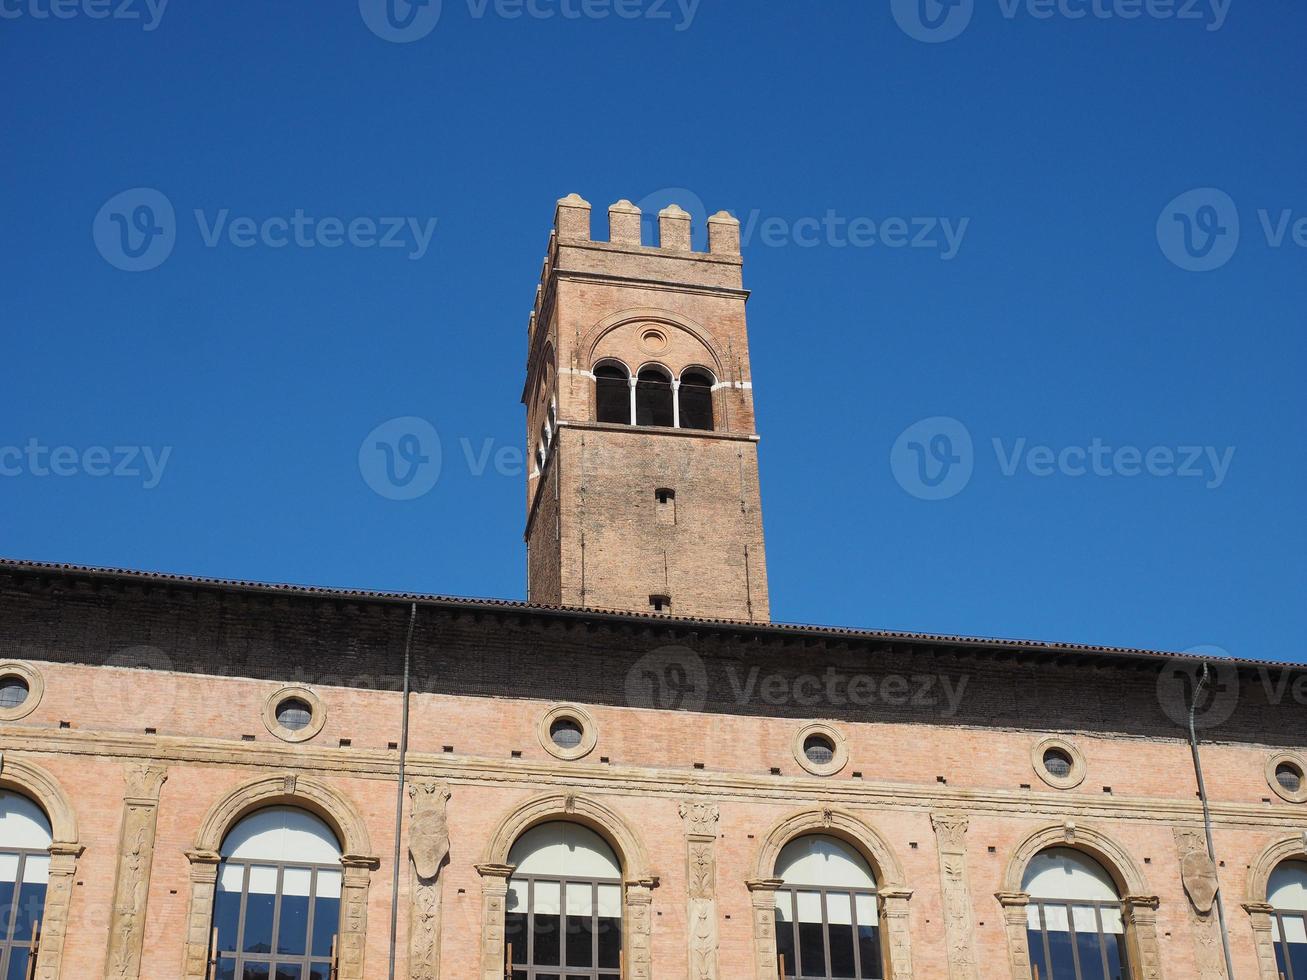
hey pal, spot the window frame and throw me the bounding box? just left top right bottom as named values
left=505, top=871, right=623, bottom=980
left=1025, top=897, right=1130, bottom=980
left=774, top=881, right=882, bottom=980
left=676, top=367, right=716, bottom=432
left=213, top=856, right=342, bottom=980
left=0, top=846, right=47, bottom=980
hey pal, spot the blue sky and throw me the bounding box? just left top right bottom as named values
left=2, top=0, right=1303, bottom=660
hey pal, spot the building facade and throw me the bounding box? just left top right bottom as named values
left=1, top=197, right=1305, bottom=980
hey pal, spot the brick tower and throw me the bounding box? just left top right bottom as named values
left=523, top=193, right=770, bottom=621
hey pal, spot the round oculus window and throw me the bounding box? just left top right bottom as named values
left=0, top=676, right=29, bottom=711
left=1042, top=747, right=1074, bottom=779
left=1277, top=761, right=1304, bottom=794
left=275, top=697, right=314, bottom=732
left=803, top=733, right=836, bottom=767
left=549, top=717, right=584, bottom=750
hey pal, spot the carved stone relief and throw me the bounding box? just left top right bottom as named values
left=1173, top=828, right=1227, bottom=980
left=105, top=763, right=167, bottom=980
left=408, top=782, right=451, bottom=980
left=680, top=802, right=720, bottom=980
left=931, top=812, right=979, bottom=980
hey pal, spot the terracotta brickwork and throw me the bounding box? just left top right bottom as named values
left=523, top=195, right=769, bottom=621
left=0, top=564, right=1306, bottom=979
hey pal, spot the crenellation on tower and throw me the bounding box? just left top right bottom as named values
left=523, top=192, right=769, bottom=622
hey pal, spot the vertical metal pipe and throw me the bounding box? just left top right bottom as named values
left=1189, top=661, right=1237, bottom=980
left=387, top=602, right=418, bottom=980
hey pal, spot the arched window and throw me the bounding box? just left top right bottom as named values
left=594, top=363, right=630, bottom=425
left=635, top=366, right=674, bottom=428
left=0, top=792, right=51, bottom=980
left=213, top=807, right=343, bottom=980
left=1269, top=860, right=1307, bottom=979
left=774, top=835, right=882, bottom=979
left=505, top=821, right=622, bottom=979
left=1023, top=847, right=1128, bottom=980
left=678, top=369, right=715, bottom=431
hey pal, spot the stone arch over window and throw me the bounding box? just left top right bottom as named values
left=476, top=792, right=655, bottom=980
left=998, top=823, right=1162, bottom=980
left=748, top=808, right=913, bottom=980
left=182, top=775, right=377, bottom=980
left=0, top=759, right=79, bottom=980
left=580, top=308, right=727, bottom=379
left=1244, top=836, right=1307, bottom=978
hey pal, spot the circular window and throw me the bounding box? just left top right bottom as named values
left=538, top=704, right=598, bottom=760
left=262, top=687, right=326, bottom=743
left=0, top=677, right=29, bottom=711
left=550, top=717, right=584, bottom=750
left=0, top=663, right=43, bottom=721
left=1268, top=752, right=1307, bottom=804
left=275, top=698, right=313, bottom=732
left=1042, top=747, right=1074, bottom=780
left=1031, top=736, right=1086, bottom=789
left=793, top=723, right=848, bottom=776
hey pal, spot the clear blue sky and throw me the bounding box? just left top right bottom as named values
left=3, top=1, right=1303, bottom=660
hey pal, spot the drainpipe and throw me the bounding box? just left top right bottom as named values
left=1188, top=661, right=1237, bottom=979
left=387, top=602, right=418, bottom=980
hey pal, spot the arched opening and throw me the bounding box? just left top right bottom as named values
left=635, top=366, right=674, bottom=428
left=505, top=821, right=623, bottom=979
left=0, top=792, right=52, bottom=980
left=678, top=368, right=715, bottom=431
left=594, top=363, right=630, bottom=425
left=773, top=834, right=882, bottom=979
left=1269, top=860, right=1307, bottom=978
left=213, top=806, right=344, bottom=980
left=1023, top=847, right=1128, bottom=980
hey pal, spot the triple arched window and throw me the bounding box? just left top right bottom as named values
left=1023, top=847, right=1129, bottom=980
left=774, top=835, right=883, bottom=979
left=212, top=807, right=344, bottom=980
left=0, top=792, right=51, bottom=980
left=593, top=361, right=716, bottom=431
left=505, top=822, right=623, bottom=979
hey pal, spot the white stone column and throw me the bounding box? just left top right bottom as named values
left=672, top=379, right=682, bottom=428
left=628, top=376, right=638, bottom=425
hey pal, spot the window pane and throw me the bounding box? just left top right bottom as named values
left=274, top=966, right=303, bottom=980
left=214, top=958, right=237, bottom=980
left=566, top=914, right=594, bottom=967
left=215, top=866, right=245, bottom=952
left=12, top=880, right=47, bottom=941
left=858, top=923, right=882, bottom=979
left=277, top=893, right=310, bottom=956
left=1047, top=927, right=1077, bottom=980
left=306, top=966, right=331, bottom=980
left=827, top=891, right=857, bottom=978
left=776, top=918, right=796, bottom=979
left=534, top=910, right=561, bottom=966
left=242, top=891, right=276, bottom=954
left=310, top=895, right=340, bottom=958
left=1027, top=930, right=1049, bottom=980
left=1104, top=931, right=1128, bottom=980
left=241, top=965, right=271, bottom=980
left=1291, top=941, right=1307, bottom=980
left=1075, top=927, right=1108, bottom=980
left=635, top=373, right=674, bottom=427
left=5, top=951, right=30, bottom=980
left=596, top=910, right=621, bottom=969
left=798, top=920, right=826, bottom=978
left=505, top=911, right=529, bottom=963
left=678, top=376, right=714, bottom=431
left=596, top=375, right=629, bottom=424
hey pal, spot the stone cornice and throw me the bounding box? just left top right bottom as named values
left=5, top=727, right=1306, bottom=830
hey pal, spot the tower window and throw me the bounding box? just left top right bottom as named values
left=655, top=488, right=676, bottom=525
left=678, top=368, right=715, bottom=431
left=649, top=594, right=672, bottom=613
left=635, top=366, right=675, bottom=427
left=594, top=363, right=630, bottom=424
